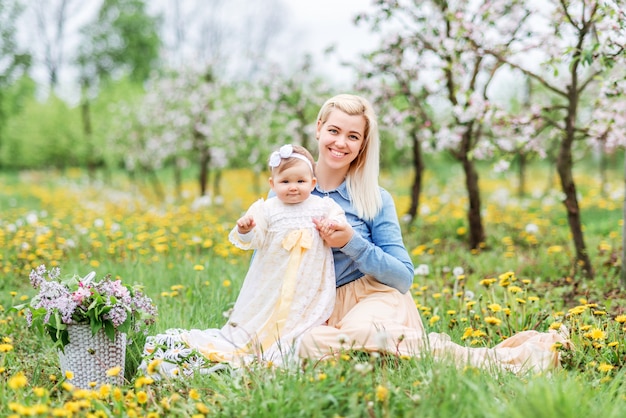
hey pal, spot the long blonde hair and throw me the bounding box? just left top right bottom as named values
left=316, top=94, right=382, bottom=220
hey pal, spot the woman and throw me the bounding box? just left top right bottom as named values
left=299, top=94, right=569, bottom=373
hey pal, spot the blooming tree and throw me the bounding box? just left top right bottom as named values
left=484, top=0, right=626, bottom=278
left=356, top=0, right=532, bottom=249
left=108, top=66, right=229, bottom=200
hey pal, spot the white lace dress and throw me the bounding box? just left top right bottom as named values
left=141, top=196, right=345, bottom=377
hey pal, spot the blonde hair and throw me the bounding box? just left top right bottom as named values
left=316, top=94, right=381, bottom=220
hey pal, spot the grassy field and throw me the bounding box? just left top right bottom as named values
left=1, top=161, right=626, bottom=417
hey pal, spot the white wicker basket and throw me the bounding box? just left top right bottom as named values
left=57, top=324, right=127, bottom=389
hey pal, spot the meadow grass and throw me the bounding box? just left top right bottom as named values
left=1, top=161, right=626, bottom=417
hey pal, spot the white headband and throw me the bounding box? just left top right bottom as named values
left=268, top=144, right=313, bottom=173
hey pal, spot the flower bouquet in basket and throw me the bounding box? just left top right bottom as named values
left=14, top=264, right=158, bottom=388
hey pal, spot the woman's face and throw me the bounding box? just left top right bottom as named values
left=316, top=109, right=366, bottom=173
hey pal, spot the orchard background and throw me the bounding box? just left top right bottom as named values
left=1, top=0, right=626, bottom=416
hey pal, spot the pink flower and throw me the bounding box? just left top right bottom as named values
left=72, top=287, right=91, bottom=303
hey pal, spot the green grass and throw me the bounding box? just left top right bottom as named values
left=1, top=162, right=626, bottom=417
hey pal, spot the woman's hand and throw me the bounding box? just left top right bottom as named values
left=313, top=217, right=353, bottom=248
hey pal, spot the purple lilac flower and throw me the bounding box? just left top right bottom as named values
left=104, top=305, right=128, bottom=328
left=25, top=309, right=33, bottom=327
left=29, top=265, right=47, bottom=288
left=48, top=266, right=61, bottom=281
left=32, top=281, right=77, bottom=325
left=99, top=280, right=132, bottom=306
left=132, top=291, right=158, bottom=325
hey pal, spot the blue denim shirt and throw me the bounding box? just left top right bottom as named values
left=312, top=181, right=414, bottom=294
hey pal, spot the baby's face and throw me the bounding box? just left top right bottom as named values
left=269, top=160, right=316, bottom=205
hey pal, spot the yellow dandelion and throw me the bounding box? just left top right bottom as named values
left=193, top=265, right=204, bottom=271
left=196, top=403, right=210, bottom=414
left=487, top=303, right=502, bottom=313
left=549, top=322, right=563, bottom=330
left=113, top=388, right=124, bottom=401
left=461, top=327, right=474, bottom=340
left=317, top=372, right=327, bottom=381
left=8, top=372, right=28, bottom=390
left=598, top=363, right=614, bottom=373
left=615, top=315, right=626, bottom=323
left=484, top=316, right=502, bottom=326
left=99, top=384, right=112, bottom=398
left=189, top=389, right=201, bottom=400
left=528, top=296, right=539, bottom=302
left=608, top=341, right=619, bottom=348
left=375, top=385, right=389, bottom=402
left=222, top=279, right=231, bottom=287
left=447, top=310, right=457, bottom=315
left=136, top=391, right=148, bottom=404
left=65, top=370, right=74, bottom=380
left=429, top=315, right=441, bottom=325
left=479, top=278, right=497, bottom=287
left=589, top=328, right=606, bottom=341
left=546, top=245, right=563, bottom=254
left=516, top=298, right=526, bottom=304
left=135, top=376, right=155, bottom=388
left=472, top=329, right=487, bottom=338
left=508, top=286, right=523, bottom=294
left=432, top=292, right=442, bottom=299
left=147, top=358, right=163, bottom=374
left=106, top=366, right=122, bottom=377
left=568, top=306, right=587, bottom=315
left=0, top=343, right=13, bottom=352
left=33, top=387, right=47, bottom=397
left=593, top=310, right=607, bottom=316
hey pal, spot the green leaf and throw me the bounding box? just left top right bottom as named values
left=104, top=321, right=116, bottom=342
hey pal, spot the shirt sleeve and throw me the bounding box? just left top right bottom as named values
left=228, top=199, right=268, bottom=250
left=339, top=190, right=414, bottom=294
left=323, top=197, right=347, bottom=225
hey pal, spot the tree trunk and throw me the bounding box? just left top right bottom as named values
left=622, top=150, right=626, bottom=288
left=517, top=153, right=527, bottom=198
left=80, top=84, right=97, bottom=181
left=173, top=157, right=183, bottom=200
left=199, top=150, right=210, bottom=196
left=463, top=156, right=485, bottom=250
left=146, top=167, right=164, bottom=201
left=213, top=169, right=222, bottom=199
left=556, top=139, right=594, bottom=278
left=407, top=128, right=424, bottom=223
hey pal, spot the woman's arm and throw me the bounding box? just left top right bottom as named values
left=338, top=190, right=414, bottom=293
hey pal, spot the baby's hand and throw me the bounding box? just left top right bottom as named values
left=313, top=217, right=353, bottom=248
left=315, top=217, right=336, bottom=234
left=237, top=215, right=256, bottom=234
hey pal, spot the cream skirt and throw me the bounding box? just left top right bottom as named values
left=299, top=275, right=570, bottom=374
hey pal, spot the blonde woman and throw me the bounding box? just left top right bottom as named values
left=299, top=94, right=569, bottom=373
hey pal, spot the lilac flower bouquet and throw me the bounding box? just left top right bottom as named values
left=15, top=264, right=158, bottom=350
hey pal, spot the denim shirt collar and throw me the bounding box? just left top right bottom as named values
left=314, top=180, right=350, bottom=201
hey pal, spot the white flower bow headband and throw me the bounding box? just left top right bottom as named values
left=268, top=144, right=313, bottom=172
